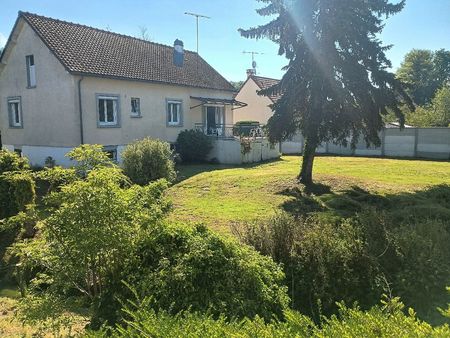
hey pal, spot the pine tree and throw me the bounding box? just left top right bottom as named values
left=240, top=0, right=413, bottom=184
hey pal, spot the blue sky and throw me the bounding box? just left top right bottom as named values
left=1, top=0, right=449, bottom=82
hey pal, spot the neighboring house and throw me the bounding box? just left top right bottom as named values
left=234, top=75, right=280, bottom=124
left=0, top=12, right=279, bottom=165
left=234, top=74, right=449, bottom=159
left=234, top=74, right=303, bottom=153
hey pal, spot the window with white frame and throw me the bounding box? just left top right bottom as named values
left=26, top=55, right=36, bottom=87
left=8, top=97, right=23, bottom=128
left=131, top=97, right=141, bottom=117
left=97, top=95, right=119, bottom=126
left=167, top=100, right=182, bottom=126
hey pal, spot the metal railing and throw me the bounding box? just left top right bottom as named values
left=194, top=123, right=266, bottom=139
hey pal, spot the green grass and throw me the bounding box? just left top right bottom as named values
left=169, top=155, right=450, bottom=231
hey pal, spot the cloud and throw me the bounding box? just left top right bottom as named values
left=0, top=32, right=7, bottom=48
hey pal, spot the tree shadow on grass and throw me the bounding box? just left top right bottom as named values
left=278, top=183, right=450, bottom=221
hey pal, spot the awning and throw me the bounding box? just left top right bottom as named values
left=190, top=96, right=247, bottom=110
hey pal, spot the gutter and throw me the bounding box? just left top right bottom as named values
left=78, top=76, right=84, bottom=144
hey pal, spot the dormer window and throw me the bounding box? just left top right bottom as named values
left=26, top=55, right=36, bottom=88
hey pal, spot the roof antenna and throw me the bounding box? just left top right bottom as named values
left=243, top=51, right=263, bottom=76
left=185, top=12, right=210, bottom=71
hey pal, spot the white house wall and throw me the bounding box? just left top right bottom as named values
left=0, top=18, right=80, bottom=148
left=234, top=78, right=274, bottom=124
left=79, top=76, right=234, bottom=145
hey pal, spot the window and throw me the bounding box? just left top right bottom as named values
left=8, top=97, right=23, bottom=128
left=167, top=100, right=182, bottom=126
left=97, top=95, right=119, bottom=127
left=103, top=146, right=118, bottom=162
left=26, top=55, right=36, bottom=87
left=131, top=97, right=141, bottom=117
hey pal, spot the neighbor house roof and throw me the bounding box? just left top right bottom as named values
left=12, top=12, right=235, bottom=92
left=250, top=75, right=281, bottom=102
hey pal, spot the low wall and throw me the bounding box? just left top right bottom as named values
left=281, top=128, right=450, bottom=160
left=209, top=138, right=281, bottom=164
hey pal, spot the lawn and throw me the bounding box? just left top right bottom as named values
left=168, top=155, right=450, bottom=232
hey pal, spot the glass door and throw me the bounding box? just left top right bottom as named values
left=205, top=106, right=224, bottom=135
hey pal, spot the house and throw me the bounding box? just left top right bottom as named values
left=0, top=12, right=280, bottom=166
left=234, top=73, right=303, bottom=153
left=234, top=74, right=280, bottom=125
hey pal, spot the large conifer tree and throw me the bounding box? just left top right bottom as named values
left=240, top=0, right=413, bottom=184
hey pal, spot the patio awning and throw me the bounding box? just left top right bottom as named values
left=190, top=96, right=247, bottom=110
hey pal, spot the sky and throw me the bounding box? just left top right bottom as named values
left=1, top=0, right=449, bottom=82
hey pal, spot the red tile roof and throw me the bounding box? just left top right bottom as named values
left=18, top=12, right=235, bottom=92
left=251, top=75, right=281, bottom=102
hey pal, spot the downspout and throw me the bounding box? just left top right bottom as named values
left=78, top=76, right=84, bottom=144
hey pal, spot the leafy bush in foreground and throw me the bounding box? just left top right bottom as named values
left=66, top=144, right=114, bottom=177
left=122, top=138, right=176, bottom=185
left=96, top=223, right=289, bottom=325
left=176, top=129, right=213, bottom=162
left=236, top=210, right=450, bottom=324
left=86, top=298, right=450, bottom=337
left=235, top=212, right=379, bottom=321
left=0, top=171, right=35, bottom=219
left=0, top=149, right=30, bottom=174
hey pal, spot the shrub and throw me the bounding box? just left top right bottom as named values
left=122, top=138, right=176, bottom=185
left=176, top=129, right=213, bottom=162
left=96, top=223, right=289, bottom=325
left=86, top=298, right=450, bottom=337
left=237, top=210, right=450, bottom=324
left=233, top=121, right=260, bottom=137
left=0, top=171, right=35, bottom=219
left=0, top=149, right=30, bottom=174
left=66, top=144, right=113, bottom=177
left=236, top=212, right=381, bottom=320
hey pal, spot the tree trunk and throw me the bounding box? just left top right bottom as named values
left=299, top=136, right=318, bottom=185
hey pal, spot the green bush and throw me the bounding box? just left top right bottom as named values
left=96, top=223, right=289, bottom=325
left=122, top=138, right=176, bottom=185
left=238, top=210, right=450, bottom=324
left=176, top=129, right=213, bottom=162
left=233, top=121, right=260, bottom=137
left=359, top=213, right=450, bottom=323
left=0, top=149, right=30, bottom=174
left=66, top=144, right=114, bottom=177
left=0, top=171, right=35, bottom=219
left=86, top=298, right=450, bottom=337
left=237, top=212, right=379, bottom=321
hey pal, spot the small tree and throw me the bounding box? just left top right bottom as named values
left=240, top=0, right=413, bottom=184
left=33, top=167, right=169, bottom=300
left=66, top=144, right=113, bottom=177
left=122, top=138, right=176, bottom=185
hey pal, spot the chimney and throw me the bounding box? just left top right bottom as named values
left=173, top=39, right=184, bottom=67
left=246, top=68, right=256, bottom=77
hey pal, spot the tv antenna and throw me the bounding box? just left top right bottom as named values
left=243, top=51, right=264, bottom=74
left=185, top=12, right=211, bottom=55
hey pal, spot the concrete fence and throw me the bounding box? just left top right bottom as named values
left=209, top=138, right=281, bottom=164
left=281, top=128, right=450, bottom=160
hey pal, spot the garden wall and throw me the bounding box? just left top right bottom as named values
left=209, top=138, right=281, bottom=164
left=281, top=128, right=450, bottom=160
